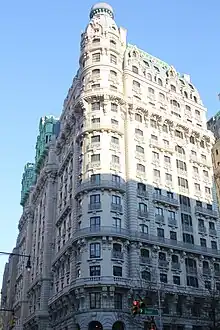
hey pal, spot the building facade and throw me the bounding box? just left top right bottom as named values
left=2, top=3, right=220, bottom=330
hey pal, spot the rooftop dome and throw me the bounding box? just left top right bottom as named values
left=90, top=2, right=114, bottom=19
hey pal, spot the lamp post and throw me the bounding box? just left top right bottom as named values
left=0, top=252, right=31, bottom=272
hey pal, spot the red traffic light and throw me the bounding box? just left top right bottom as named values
left=133, top=300, right=140, bottom=307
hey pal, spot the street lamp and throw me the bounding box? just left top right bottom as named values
left=0, top=251, right=31, bottom=271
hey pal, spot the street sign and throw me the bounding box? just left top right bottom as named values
left=141, top=308, right=159, bottom=316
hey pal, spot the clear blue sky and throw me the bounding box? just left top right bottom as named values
left=0, top=0, right=219, bottom=284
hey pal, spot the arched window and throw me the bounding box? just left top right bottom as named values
left=148, top=87, right=155, bottom=94
left=88, top=321, right=103, bottom=330
left=171, top=84, right=176, bottom=92
left=112, top=321, right=125, bottom=330
left=110, top=39, right=116, bottom=48
left=93, top=38, right=100, bottom=44
left=132, top=66, right=138, bottom=74
left=184, top=91, right=188, bottom=98
left=92, top=69, right=100, bottom=78
left=175, top=145, right=185, bottom=154
left=147, top=73, right=152, bottom=81
left=159, top=92, right=165, bottom=100
left=194, top=96, right=198, bottom=103
left=157, top=78, right=162, bottom=86
left=203, top=261, right=209, bottom=269
left=171, top=99, right=180, bottom=108
left=141, top=270, right=151, bottom=281
left=133, top=80, right=140, bottom=88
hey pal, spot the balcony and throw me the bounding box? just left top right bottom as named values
left=137, top=189, right=149, bottom=198
left=198, top=226, right=207, bottom=234
left=195, top=206, right=218, bottom=219
left=80, top=121, right=124, bottom=136
left=72, top=275, right=130, bottom=288
left=111, top=251, right=124, bottom=260
left=138, top=210, right=148, bottom=218
left=186, top=267, right=197, bottom=275
left=158, top=260, right=169, bottom=268
left=75, top=179, right=126, bottom=195
left=180, top=205, right=191, bottom=213
left=171, top=262, right=181, bottom=270
left=155, top=214, right=165, bottom=224
left=182, top=224, right=193, bottom=233
left=88, top=203, right=102, bottom=211
left=209, top=228, right=217, bottom=236
left=168, top=218, right=177, bottom=227
left=139, top=256, right=151, bottom=265
left=86, top=162, right=101, bottom=171
left=110, top=162, right=121, bottom=171
left=153, top=193, right=179, bottom=207
left=111, top=203, right=123, bottom=213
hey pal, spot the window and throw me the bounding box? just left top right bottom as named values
left=112, top=155, right=120, bottom=164
left=170, top=231, right=177, bottom=240
left=164, top=155, right=171, bottom=164
left=113, top=217, right=121, bottom=228
left=187, top=276, right=198, bottom=288
left=147, top=73, right=152, bottom=81
left=133, top=80, right=140, bottom=88
left=90, top=265, right=101, bottom=276
left=190, top=136, right=195, bottom=144
left=110, top=39, right=116, bottom=48
left=153, top=151, right=159, bottom=160
left=91, top=154, right=100, bottom=162
left=109, top=103, right=118, bottom=113
left=193, top=166, right=198, bottom=174
left=165, top=173, right=172, bottom=182
left=135, top=128, right=143, bottom=136
left=137, top=182, right=146, bottom=193
left=92, top=117, right=100, bottom=124
left=92, top=69, right=100, bottom=77
left=171, top=100, right=180, bottom=108
left=90, top=243, right=101, bottom=258
left=167, top=191, right=174, bottom=199
left=148, top=87, right=154, bottom=94
left=135, top=113, right=142, bottom=122
left=140, top=224, right=148, bottom=233
left=151, top=134, right=158, bottom=141
left=91, top=102, right=100, bottom=111
left=157, top=228, right=164, bottom=237
left=90, top=216, right=100, bottom=229
left=132, top=66, right=138, bottom=74
left=110, top=54, right=117, bottom=64
left=155, top=207, right=163, bottom=216
left=113, top=266, right=122, bottom=277
left=205, top=187, right=211, bottom=194
left=195, top=110, right=200, bottom=117
left=158, top=78, right=163, bottom=86
left=114, top=293, right=122, bottom=309
left=211, top=241, right=217, bottom=250
left=168, top=210, right=175, bottom=219
left=194, top=183, right=200, bottom=191
left=160, top=273, right=167, bottom=283
left=160, top=93, right=165, bottom=101
left=142, top=271, right=151, bottom=281
left=154, top=169, right=160, bottom=178
left=175, top=130, right=183, bottom=139
left=178, top=177, right=188, bottom=189
left=111, top=118, right=118, bottom=125
left=111, top=136, right=119, bottom=144
left=163, top=139, right=169, bottom=146
left=176, top=160, right=187, bottom=171
left=171, top=84, right=176, bottom=92
left=90, top=293, right=101, bottom=309
left=183, top=233, right=194, bottom=244
left=175, top=145, right=185, bottom=155
left=137, top=163, right=145, bottom=172
left=209, top=222, right=215, bottom=230
left=112, top=174, right=120, bottom=184
left=90, top=194, right=100, bottom=204
left=112, top=195, right=121, bottom=205
left=181, top=213, right=192, bottom=226
left=91, top=135, right=100, bottom=143
left=92, top=53, right=100, bottom=62
left=200, top=238, right=206, bottom=247
left=139, top=203, right=148, bottom=213
left=203, top=170, right=208, bottom=177
left=110, top=70, right=117, bottom=78
left=173, top=276, right=180, bottom=285
left=200, top=140, right=205, bottom=148
left=92, top=83, right=100, bottom=90
left=136, top=145, right=144, bottom=154
left=150, top=119, right=157, bottom=128
left=154, top=188, right=161, bottom=195
left=93, top=38, right=100, bottom=44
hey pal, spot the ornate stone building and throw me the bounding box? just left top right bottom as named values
left=2, top=2, right=220, bottom=330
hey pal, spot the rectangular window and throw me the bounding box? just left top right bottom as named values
left=152, top=151, right=159, bottom=160
left=160, top=273, right=167, bottom=283
left=91, top=117, right=100, bottom=124
left=90, top=194, right=100, bottom=204
left=203, top=170, right=208, bottom=177
left=150, top=119, right=157, bottom=128
left=178, top=177, right=188, bottom=189
left=90, top=243, right=101, bottom=258
left=90, top=216, right=101, bottom=229
left=90, top=174, right=100, bottom=183
left=91, top=135, right=100, bottom=143
left=181, top=213, right=192, bottom=225
left=157, top=228, right=164, bottom=237
left=111, top=103, right=118, bottom=112
left=114, top=293, right=122, bottom=309
left=205, top=187, right=211, bottom=194
left=113, top=266, right=122, bottom=277
left=92, top=53, right=101, bottom=62
left=164, top=155, right=171, bottom=163
left=90, top=265, right=101, bottom=276
left=168, top=210, right=175, bottom=219
left=135, top=113, right=142, bottom=122
left=112, top=195, right=121, bottom=204
left=110, top=54, right=117, bottom=64
left=173, top=276, right=180, bottom=285
left=151, top=134, right=158, bottom=141
left=183, top=233, right=194, bottom=244
left=200, top=238, right=206, bottom=247
left=193, top=166, right=198, bottom=174
left=91, top=154, right=100, bottom=162
left=112, top=155, right=120, bottom=164
left=136, top=145, right=144, bottom=153
left=112, top=174, right=121, bottom=184
left=163, top=139, right=169, bottom=146
left=187, top=276, right=198, bottom=288
left=194, top=183, right=200, bottom=191
left=165, top=173, right=172, bottom=182
left=170, top=231, right=177, bottom=240
left=90, top=293, right=101, bottom=309
left=91, top=102, right=100, bottom=111
left=137, top=164, right=145, bottom=172
left=113, top=217, right=121, bottom=228
left=175, top=130, right=183, bottom=138
left=211, top=241, right=217, bottom=250
left=176, top=160, right=187, bottom=171
left=155, top=207, right=163, bottom=216
left=135, top=128, right=143, bottom=136
left=111, top=118, right=118, bottom=125
left=154, top=169, right=160, bottom=178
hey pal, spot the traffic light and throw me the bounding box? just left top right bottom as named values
left=9, top=313, right=16, bottom=328
left=132, top=300, right=140, bottom=315
left=139, top=299, right=146, bottom=314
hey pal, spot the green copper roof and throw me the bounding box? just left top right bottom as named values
left=35, top=115, right=59, bottom=174
left=20, top=163, right=35, bottom=206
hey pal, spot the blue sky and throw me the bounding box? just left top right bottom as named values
left=0, top=0, right=219, bottom=284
